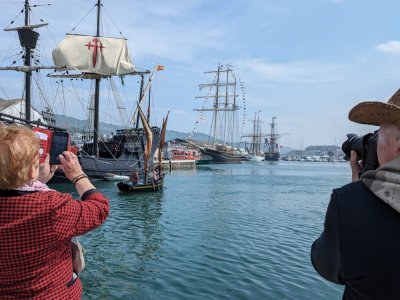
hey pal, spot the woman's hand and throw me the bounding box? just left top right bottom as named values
left=38, top=153, right=58, bottom=184
left=59, top=151, right=96, bottom=196
left=350, top=150, right=362, bottom=182
left=58, top=151, right=84, bottom=182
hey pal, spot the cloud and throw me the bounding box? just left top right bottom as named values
left=376, top=40, right=400, bottom=55
left=234, top=58, right=344, bottom=84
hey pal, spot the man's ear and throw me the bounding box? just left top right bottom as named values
left=395, top=136, right=400, bottom=156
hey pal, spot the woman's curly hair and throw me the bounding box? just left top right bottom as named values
left=0, top=124, right=40, bottom=189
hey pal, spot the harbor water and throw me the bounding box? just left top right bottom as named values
left=51, top=161, right=349, bottom=299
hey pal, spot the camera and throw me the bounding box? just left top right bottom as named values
left=341, top=131, right=379, bottom=175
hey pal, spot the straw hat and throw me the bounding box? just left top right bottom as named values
left=348, top=88, right=400, bottom=125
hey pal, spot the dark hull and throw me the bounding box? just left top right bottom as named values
left=195, top=159, right=211, bottom=165
left=49, top=127, right=162, bottom=181
left=264, top=152, right=280, bottom=161
left=80, top=127, right=161, bottom=178
left=117, top=176, right=164, bottom=192
left=201, top=147, right=246, bottom=164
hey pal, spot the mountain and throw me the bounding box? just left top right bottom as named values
left=54, top=114, right=211, bottom=142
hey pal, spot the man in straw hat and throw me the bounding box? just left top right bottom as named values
left=311, top=88, right=400, bottom=299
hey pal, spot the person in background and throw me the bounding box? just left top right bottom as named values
left=0, top=124, right=110, bottom=299
left=131, top=169, right=140, bottom=185
left=152, top=166, right=159, bottom=184
left=311, top=89, right=400, bottom=299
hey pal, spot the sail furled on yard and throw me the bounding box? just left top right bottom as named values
left=52, top=34, right=135, bottom=75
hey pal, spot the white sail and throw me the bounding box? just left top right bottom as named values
left=52, top=34, right=135, bottom=75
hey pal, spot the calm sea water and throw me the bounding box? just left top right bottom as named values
left=51, top=161, right=350, bottom=300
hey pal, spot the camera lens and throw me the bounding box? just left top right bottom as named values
left=342, top=134, right=364, bottom=160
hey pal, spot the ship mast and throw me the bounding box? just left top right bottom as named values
left=213, top=66, right=220, bottom=145
left=242, top=111, right=264, bottom=154
left=195, top=64, right=239, bottom=147
left=92, top=0, right=101, bottom=157
left=23, top=0, right=32, bottom=121
left=267, top=116, right=280, bottom=153
left=1, top=0, right=51, bottom=122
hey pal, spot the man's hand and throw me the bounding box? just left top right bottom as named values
left=350, top=150, right=362, bottom=182
left=38, top=153, right=58, bottom=184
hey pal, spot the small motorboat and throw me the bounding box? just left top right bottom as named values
left=103, top=173, right=130, bottom=181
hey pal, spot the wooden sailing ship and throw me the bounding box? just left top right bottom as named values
left=264, top=117, right=281, bottom=161
left=117, top=110, right=169, bottom=192
left=48, top=0, right=168, bottom=181
left=242, top=112, right=265, bottom=162
left=0, top=1, right=168, bottom=184
left=189, top=64, right=246, bottom=163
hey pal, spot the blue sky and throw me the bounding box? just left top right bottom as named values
left=1, top=0, right=400, bottom=149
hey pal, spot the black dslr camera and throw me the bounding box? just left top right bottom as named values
left=341, top=131, right=379, bottom=175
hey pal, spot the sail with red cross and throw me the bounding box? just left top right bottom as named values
left=52, top=34, right=135, bottom=75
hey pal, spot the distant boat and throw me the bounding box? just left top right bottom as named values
left=188, top=64, right=246, bottom=164
left=264, top=117, right=281, bottom=161
left=242, top=111, right=265, bottom=162
left=165, top=139, right=212, bottom=166
left=170, top=149, right=199, bottom=161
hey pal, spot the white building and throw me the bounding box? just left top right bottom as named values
left=0, top=99, right=47, bottom=124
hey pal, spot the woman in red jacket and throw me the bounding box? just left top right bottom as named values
left=0, top=124, right=110, bottom=299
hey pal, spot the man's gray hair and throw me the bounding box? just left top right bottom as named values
left=379, top=123, right=400, bottom=143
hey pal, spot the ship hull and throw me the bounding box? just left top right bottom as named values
left=246, top=154, right=264, bottom=162
left=78, top=127, right=161, bottom=179
left=117, top=175, right=164, bottom=192
left=201, top=147, right=246, bottom=164
left=264, top=152, right=280, bottom=161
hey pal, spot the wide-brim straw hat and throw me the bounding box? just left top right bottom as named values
left=349, top=88, right=400, bottom=126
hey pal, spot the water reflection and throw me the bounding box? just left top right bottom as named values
left=80, top=184, right=164, bottom=299
left=49, top=162, right=348, bottom=300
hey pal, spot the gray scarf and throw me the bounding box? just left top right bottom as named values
left=362, top=156, right=400, bottom=213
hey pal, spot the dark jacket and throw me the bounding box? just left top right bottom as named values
left=311, top=180, right=400, bottom=300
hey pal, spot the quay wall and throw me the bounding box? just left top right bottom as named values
left=161, top=159, right=196, bottom=170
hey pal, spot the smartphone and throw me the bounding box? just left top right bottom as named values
left=33, top=127, right=52, bottom=164
left=50, top=131, right=69, bottom=165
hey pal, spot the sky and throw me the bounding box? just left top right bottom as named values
left=1, top=0, right=400, bottom=149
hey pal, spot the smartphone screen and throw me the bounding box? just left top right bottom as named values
left=50, top=132, right=69, bottom=164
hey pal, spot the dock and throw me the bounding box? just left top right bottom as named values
left=161, top=159, right=196, bottom=170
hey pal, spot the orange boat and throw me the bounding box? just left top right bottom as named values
left=170, top=149, right=200, bottom=160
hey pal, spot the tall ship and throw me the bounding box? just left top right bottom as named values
left=0, top=1, right=168, bottom=182
left=242, top=111, right=265, bottom=162
left=0, top=2, right=72, bottom=139
left=264, top=116, right=281, bottom=161
left=189, top=64, right=246, bottom=163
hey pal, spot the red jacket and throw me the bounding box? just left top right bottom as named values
left=0, top=190, right=109, bottom=299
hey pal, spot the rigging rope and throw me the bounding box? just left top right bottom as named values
left=102, top=5, right=124, bottom=37
left=69, top=4, right=96, bottom=34
left=190, top=65, right=246, bottom=148
left=109, top=77, right=129, bottom=125
left=3, top=5, right=23, bottom=31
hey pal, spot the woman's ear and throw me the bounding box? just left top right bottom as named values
left=29, top=164, right=39, bottom=181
